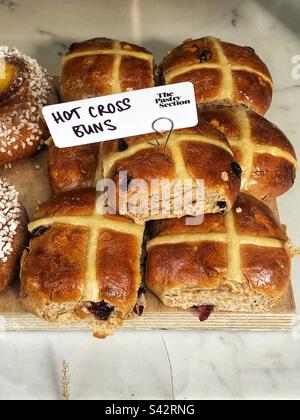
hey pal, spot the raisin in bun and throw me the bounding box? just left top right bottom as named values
left=0, top=46, right=57, bottom=167
left=146, top=194, right=294, bottom=315
left=200, top=106, right=297, bottom=199
left=0, top=179, right=28, bottom=292
left=161, top=37, right=273, bottom=116
left=20, top=190, right=145, bottom=339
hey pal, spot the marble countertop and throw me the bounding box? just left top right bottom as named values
left=1, top=0, right=300, bottom=400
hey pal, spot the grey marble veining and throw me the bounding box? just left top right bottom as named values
left=0, top=0, right=300, bottom=400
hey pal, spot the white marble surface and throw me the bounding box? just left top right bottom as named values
left=1, top=0, right=300, bottom=400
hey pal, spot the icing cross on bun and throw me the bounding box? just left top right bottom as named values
left=0, top=178, right=28, bottom=292
left=0, top=46, right=57, bottom=167
left=161, top=37, right=273, bottom=115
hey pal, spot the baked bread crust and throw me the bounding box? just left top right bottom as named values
left=0, top=180, right=28, bottom=292
left=200, top=106, right=297, bottom=199
left=146, top=194, right=292, bottom=313
left=62, top=37, right=155, bottom=101
left=20, top=190, right=145, bottom=338
left=161, top=37, right=273, bottom=115
left=0, top=47, right=57, bottom=167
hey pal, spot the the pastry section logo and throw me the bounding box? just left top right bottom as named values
left=155, top=91, right=192, bottom=109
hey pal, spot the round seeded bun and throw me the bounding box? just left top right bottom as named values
left=0, top=179, right=28, bottom=292
left=0, top=46, right=57, bottom=167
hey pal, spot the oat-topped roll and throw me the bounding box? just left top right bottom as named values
left=200, top=107, right=297, bottom=199
left=0, top=179, right=28, bottom=292
left=101, top=114, right=241, bottom=224
left=0, top=47, right=57, bottom=167
left=61, top=37, right=155, bottom=101
left=161, top=37, right=273, bottom=116
left=146, top=194, right=294, bottom=316
left=20, top=190, right=145, bottom=339
left=49, top=38, right=155, bottom=195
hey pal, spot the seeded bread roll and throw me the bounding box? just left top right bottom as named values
left=101, top=113, right=241, bottom=224
left=161, top=37, right=273, bottom=116
left=146, top=194, right=293, bottom=316
left=200, top=106, right=297, bottom=199
left=48, top=37, right=155, bottom=195
left=0, top=179, right=28, bottom=292
left=20, top=189, right=145, bottom=339
left=0, top=47, right=57, bottom=167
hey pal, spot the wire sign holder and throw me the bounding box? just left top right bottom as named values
left=149, top=117, right=175, bottom=160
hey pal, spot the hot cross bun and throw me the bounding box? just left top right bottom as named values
left=48, top=37, right=156, bottom=195
left=161, top=37, right=273, bottom=115
left=146, top=194, right=293, bottom=316
left=20, top=189, right=145, bottom=339
left=200, top=106, right=297, bottom=199
left=62, top=37, right=155, bottom=101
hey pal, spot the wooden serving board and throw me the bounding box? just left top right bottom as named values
left=0, top=151, right=297, bottom=332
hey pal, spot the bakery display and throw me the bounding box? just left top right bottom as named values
left=0, top=47, right=57, bottom=167
left=200, top=106, right=297, bottom=199
left=20, top=189, right=145, bottom=338
left=161, top=37, right=273, bottom=115
left=0, top=35, right=296, bottom=336
left=0, top=179, right=28, bottom=292
left=48, top=37, right=155, bottom=194
left=146, top=194, right=293, bottom=315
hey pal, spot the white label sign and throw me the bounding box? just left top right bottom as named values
left=42, top=82, right=198, bottom=148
